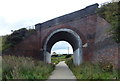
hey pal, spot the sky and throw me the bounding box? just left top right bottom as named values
left=51, top=41, right=73, bottom=54
left=0, top=0, right=111, bottom=54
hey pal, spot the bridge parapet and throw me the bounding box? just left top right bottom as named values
left=35, top=3, right=98, bottom=30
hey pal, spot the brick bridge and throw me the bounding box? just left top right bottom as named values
left=9, top=3, right=119, bottom=67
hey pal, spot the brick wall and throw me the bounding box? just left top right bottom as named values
left=93, top=38, right=119, bottom=69
left=93, top=16, right=119, bottom=69
left=3, top=3, right=119, bottom=68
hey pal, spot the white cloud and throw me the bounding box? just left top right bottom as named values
left=51, top=41, right=73, bottom=54
left=0, top=17, right=40, bottom=35
left=0, top=0, right=112, bottom=54
left=0, top=0, right=111, bottom=35
left=51, top=49, right=73, bottom=54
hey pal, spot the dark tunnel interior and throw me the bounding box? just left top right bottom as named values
left=46, top=31, right=79, bottom=53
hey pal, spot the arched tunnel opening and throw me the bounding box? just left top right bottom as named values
left=44, top=28, right=83, bottom=66
left=51, top=41, right=73, bottom=64
left=51, top=41, right=73, bottom=55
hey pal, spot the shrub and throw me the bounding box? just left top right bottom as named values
left=99, top=61, right=113, bottom=72
left=51, top=55, right=58, bottom=57
left=2, top=28, right=36, bottom=52
left=65, top=54, right=72, bottom=58
left=97, top=1, right=120, bottom=43
left=6, top=28, right=27, bottom=47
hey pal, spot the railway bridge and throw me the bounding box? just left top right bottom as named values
left=9, top=3, right=118, bottom=67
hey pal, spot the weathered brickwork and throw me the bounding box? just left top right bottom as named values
left=3, top=3, right=119, bottom=68
left=93, top=16, right=119, bottom=69
left=93, top=38, right=119, bottom=68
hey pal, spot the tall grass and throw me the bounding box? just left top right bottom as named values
left=66, top=58, right=119, bottom=80
left=0, top=36, right=2, bottom=52
left=0, top=36, right=2, bottom=80
left=0, top=56, right=2, bottom=80
left=2, top=55, right=55, bottom=80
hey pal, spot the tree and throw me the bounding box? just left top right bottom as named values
left=52, top=52, right=57, bottom=55
left=97, top=1, right=120, bottom=43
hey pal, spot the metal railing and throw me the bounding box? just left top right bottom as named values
left=25, top=25, right=35, bottom=30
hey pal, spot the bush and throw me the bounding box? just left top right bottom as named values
left=1, top=35, right=10, bottom=52
left=65, top=54, right=72, bottom=58
left=51, top=55, right=58, bottom=57
left=98, top=61, right=113, bottom=72
left=7, top=28, right=27, bottom=46
left=2, top=28, right=36, bottom=52
left=97, top=1, right=120, bottom=43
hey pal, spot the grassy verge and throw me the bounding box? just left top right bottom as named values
left=51, top=55, right=65, bottom=64
left=0, top=56, right=2, bottom=80
left=2, top=55, right=55, bottom=80
left=0, top=36, right=2, bottom=52
left=51, top=54, right=72, bottom=64
left=66, top=58, right=119, bottom=80
left=0, top=36, right=2, bottom=80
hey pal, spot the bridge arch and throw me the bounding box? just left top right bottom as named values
left=43, top=28, right=83, bottom=66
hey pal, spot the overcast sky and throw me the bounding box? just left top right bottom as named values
left=51, top=41, right=73, bottom=54
left=0, top=0, right=111, bottom=54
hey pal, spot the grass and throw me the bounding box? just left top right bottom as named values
left=0, top=36, right=2, bottom=52
left=1, top=35, right=55, bottom=80
left=66, top=58, right=119, bottom=80
left=0, top=36, right=2, bottom=80
left=0, top=56, right=2, bottom=80
left=2, top=55, right=55, bottom=80
left=51, top=54, right=72, bottom=64
left=51, top=55, right=66, bottom=64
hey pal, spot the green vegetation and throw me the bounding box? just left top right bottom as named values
left=2, top=35, right=9, bottom=52
left=51, top=55, right=66, bottom=64
left=51, top=54, right=72, bottom=64
left=2, top=55, right=55, bottom=80
left=97, top=1, right=120, bottom=43
left=0, top=56, right=2, bottom=80
left=0, top=37, right=2, bottom=80
left=0, top=36, right=2, bottom=51
left=66, top=58, right=119, bottom=80
left=1, top=28, right=54, bottom=80
left=2, top=28, right=36, bottom=52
